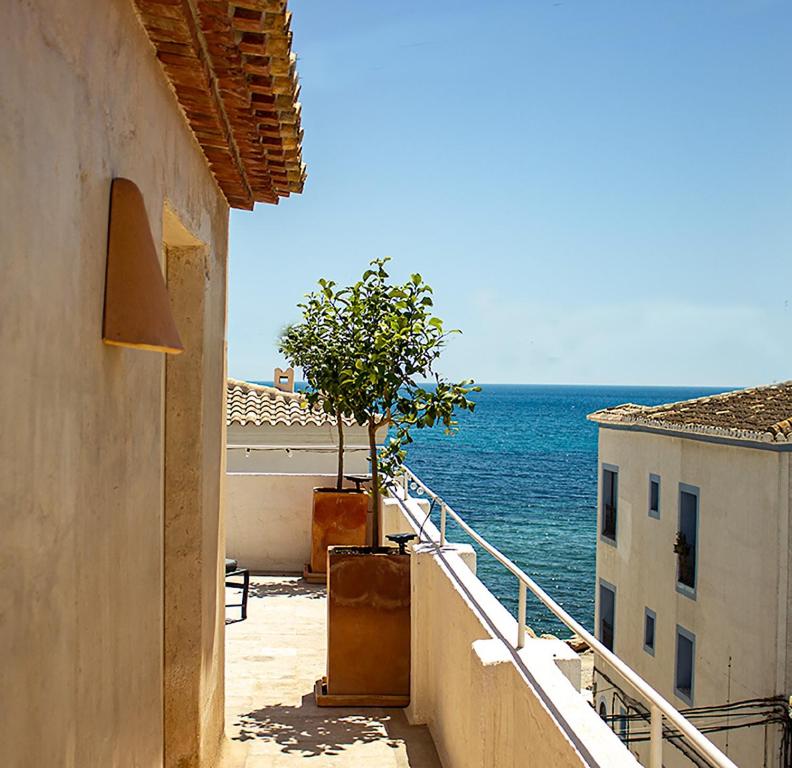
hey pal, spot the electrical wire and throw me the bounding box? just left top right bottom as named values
left=595, top=668, right=792, bottom=767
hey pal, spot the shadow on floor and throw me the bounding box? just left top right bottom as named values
left=231, top=693, right=439, bottom=765
left=247, top=578, right=325, bottom=600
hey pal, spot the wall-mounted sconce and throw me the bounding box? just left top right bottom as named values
left=102, top=178, right=184, bottom=354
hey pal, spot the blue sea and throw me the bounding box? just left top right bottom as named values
left=404, top=384, right=728, bottom=637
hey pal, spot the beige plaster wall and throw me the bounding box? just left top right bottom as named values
left=226, top=473, right=334, bottom=572
left=594, top=428, right=790, bottom=767
left=386, top=496, right=639, bottom=768
left=227, top=422, right=372, bottom=474
left=227, top=424, right=369, bottom=475
left=0, top=1, right=229, bottom=766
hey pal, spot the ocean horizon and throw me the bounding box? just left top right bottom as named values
left=252, top=380, right=729, bottom=636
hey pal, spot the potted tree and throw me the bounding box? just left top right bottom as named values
left=280, top=279, right=369, bottom=582
left=315, top=258, right=479, bottom=706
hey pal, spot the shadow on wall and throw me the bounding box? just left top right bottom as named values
left=232, top=693, right=438, bottom=765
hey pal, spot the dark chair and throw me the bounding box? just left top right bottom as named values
left=225, top=557, right=250, bottom=621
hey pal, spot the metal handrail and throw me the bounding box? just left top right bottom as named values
left=392, top=466, right=739, bottom=768
left=227, top=443, right=370, bottom=452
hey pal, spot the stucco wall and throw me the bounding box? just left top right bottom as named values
left=226, top=474, right=340, bottom=571
left=386, top=495, right=640, bottom=768
left=226, top=422, right=374, bottom=474
left=594, top=427, right=791, bottom=767
left=0, top=2, right=229, bottom=766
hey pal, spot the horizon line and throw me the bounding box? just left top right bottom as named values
left=243, top=378, right=743, bottom=390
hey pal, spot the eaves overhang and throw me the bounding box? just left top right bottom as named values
left=133, top=0, right=306, bottom=210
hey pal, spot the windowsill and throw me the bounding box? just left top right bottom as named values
left=648, top=509, right=660, bottom=520
left=600, top=534, right=617, bottom=548
left=676, top=582, right=697, bottom=601
left=674, top=688, right=693, bottom=707
left=643, top=643, right=655, bottom=657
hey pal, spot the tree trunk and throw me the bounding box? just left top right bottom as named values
left=336, top=417, right=344, bottom=491
left=368, top=418, right=380, bottom=547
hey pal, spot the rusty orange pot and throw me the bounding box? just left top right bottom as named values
left=315, top=546, right=410, bottom=707
left=308, top=489, right=368, bottom=577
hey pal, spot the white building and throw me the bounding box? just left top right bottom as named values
left=588, top=383, right=792, bottom=767
left=226, top=377, right=372, bottom=474
left=225, top=377, right=381, bottom=573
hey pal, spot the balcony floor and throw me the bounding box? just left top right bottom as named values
left=225, top=575, right=441, bottom=768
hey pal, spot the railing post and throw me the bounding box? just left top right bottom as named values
left=402, top=470, right=408, bottom=498
left=650, top=704, right=662, bottom=768
left=440, top=502, right=447, bottom=546
left=517, top=580, right=527, bottom=648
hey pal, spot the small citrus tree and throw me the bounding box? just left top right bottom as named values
left=341, top=259, right=479, bottom=545
left=279, top=278, right=357, bottom=491
left=282, top=258, right=479, bottom=544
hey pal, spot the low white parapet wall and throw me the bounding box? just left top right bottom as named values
left=226, top=473, right=334, bottom=572
left=383, top=495, right=639, bottom=768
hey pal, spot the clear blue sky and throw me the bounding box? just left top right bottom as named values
left=228, top=0, right=792, bottom=386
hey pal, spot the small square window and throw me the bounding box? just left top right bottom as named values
left=643, top=608, right=656, bottom=655
left=675, top=626, right=695, bottom=705
left=649, top=474, right=660, bottom=519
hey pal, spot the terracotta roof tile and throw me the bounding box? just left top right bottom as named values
left=226, top=378, right=356, bottom=428
left=588, top=382, right=792, bottom=444
left=132, top=0, right=306, bottom=209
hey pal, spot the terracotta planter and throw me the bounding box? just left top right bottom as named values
left=306, top=489, right=368, bottom=578
left=315, top=546, right=410, bottom=707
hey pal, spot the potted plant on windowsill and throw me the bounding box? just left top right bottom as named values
left=312, top=258, right=479, bottom=707
left=280, top=280, right=369, bottom=582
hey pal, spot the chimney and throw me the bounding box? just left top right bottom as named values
left=274, top=367, right=295, bottom=393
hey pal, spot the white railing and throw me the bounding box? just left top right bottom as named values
left=390, top=466, right=739, bottom=768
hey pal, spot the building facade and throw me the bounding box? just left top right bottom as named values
left=0, top=1, right=304, bottom=766
left=588, top=384, right=792, bottom=767
left=226, top=377, right=373, bottom=474
left=224, top=378, right=385, bottom=572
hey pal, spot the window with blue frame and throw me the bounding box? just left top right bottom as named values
left=599, top=581, right=616, bottom=651
left=649, top=474, right=660, bottom=518
left=676, top=485, right=699, bottom=594
left=644, top=608, right=656, bottom=655
left=675, top=626, right=695, bottom=705
left=601, top=466, right=618, bottom=541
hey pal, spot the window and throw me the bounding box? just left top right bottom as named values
left=675, top=626, right=695, bottom=705
left=599, top=700, right=608, bottom=720
left=676, top=484, right=699, bottom=595
left=618, top=707, right=629, bottom=743
left=599, top=580, right=616, bottom=651
left=649, top=474, right=660, bottom=518
left=643, top=608, right=656, bottom=655
left=601, top=465, right=618, bottom=542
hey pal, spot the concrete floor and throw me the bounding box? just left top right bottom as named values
left=224, top=576, right=441, bottom=768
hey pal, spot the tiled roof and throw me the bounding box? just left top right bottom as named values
left=227, top=379, right=356, bottom=427
left=132, top=0, right=306, bottom=209
left=588, top=382, right=792, bottom=444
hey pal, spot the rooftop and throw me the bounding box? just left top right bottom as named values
left=588, top=381, right=792, bottom=444
left=224, top=575, right=441, bottom=767
left=133, top=0, right=306, bottom=209
left=227, top=378, right=356, bottom=428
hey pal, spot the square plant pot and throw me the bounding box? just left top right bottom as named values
left=304, top=488, right=368, bottom=581
left=315, top=546, right=411, bottom=707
